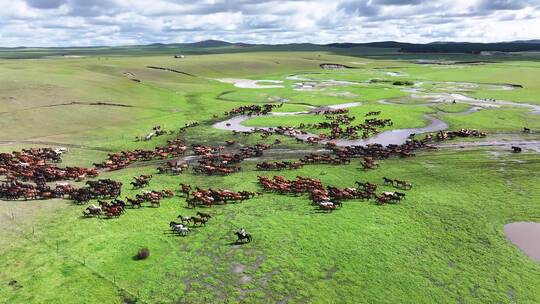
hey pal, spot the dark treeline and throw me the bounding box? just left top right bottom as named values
left=327, top=41, right=540, bottom=54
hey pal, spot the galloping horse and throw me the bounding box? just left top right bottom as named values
left=235, top=230, right=252, bottom=244
left=83, top=204, right=102, bottom=217
left=170, top=222, right=190, bottom=236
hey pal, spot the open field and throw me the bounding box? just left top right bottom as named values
left=1, top=50, right=540, bottom=303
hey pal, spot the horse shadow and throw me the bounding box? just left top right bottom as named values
left=312, top=210, right=335, bottom=214
left=227, top=239, right=252, bottom=246
left=163, top=230, right=190, bottom=237
left=228, top=241, right=244, bottom=246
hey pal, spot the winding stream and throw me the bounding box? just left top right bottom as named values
left=214, top=73, right=540, bottom=146
left=394, top=80, right=540, bottom=115
left=213, top=103, right=448, bottom=146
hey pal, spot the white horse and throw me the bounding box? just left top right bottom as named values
left=318, top=201, right=334, bottom=208
left=171, top=223, right=190, bottom=236
left=83, top=204, right=102, bottom=216
left=54, top=147, right=68, bottom=155
left=144, top=132, right=155, bottom=141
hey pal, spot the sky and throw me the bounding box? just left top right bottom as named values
left=1, top=0, right=540, bottom=47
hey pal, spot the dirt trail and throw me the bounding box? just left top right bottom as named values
left=436, top=139, right=540, bottom=152
left=0, top=140, right=113, bottom=152
left=0, top=101, right=134, bottom=115
left=146, top=66, right=197, bottom=77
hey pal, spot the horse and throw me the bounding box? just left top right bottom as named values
left=511, top=146, right=522, bottom=153
left=382, top=177, right=394, bottom=186
left=196, top=212, right=212, bottom=220
left=83, top=204, right=102, bottom=217
left=375, top=194, right=391, bottom=205
left=179, top=183, right=192, bottom=197
left=170, top=223, right=190, bottom=236
left=190, top=216, right=207, bottom=226
left=177, top=215, right=191, bottom=223
left=235, top=231, right=252, bottom=243
left=126, top=197, right=142, bottom=208
left=394, top=180, right=412, bottom=190
left=105, top=206, right=123, bottom=218
left=318, top=202, right=336, bottom=212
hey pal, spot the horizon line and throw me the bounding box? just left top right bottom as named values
left=2, top=39, right=540, bottom=49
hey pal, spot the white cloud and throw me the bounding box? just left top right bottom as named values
left=0, top=0, right=538, bottom=46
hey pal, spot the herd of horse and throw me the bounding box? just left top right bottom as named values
left=0, top=180, right=73, bottom=201
left=83, top=199, right=126, bottom=218
left=185, top=188, right=260, bottom=208
left=169, top=212, right=214, bottom=236
left=94, top=139, right=187, bottom=171
left=383, top=177, right=413, bottom=190
left=130, top=174, right=153, bottom=189
left=298, top=111, right=394, bottom=140
left=0, top=148, right=97, bottom=184
left=1, top=101, right=520, bottom=245
left=429, top=129, right=487, bottom=141
left=94, top=139, right=188, bottom=171
left=191, top=144, right=271, bottom=176
left=310, top=107, right=349, bottom=115
left=223, top=103, right=283, bottom=117
left=157, top=160, right=189, bottom=175
left=256, top=161, right=305, bottom=171
left=300, top=153, right=351, bottom=165
left=83, top=189, right=175, bottom=218
left=257, top=175, right=410, bottom=211
left=126, top=189, right=175, bottom=208
left=135, top=125, right=170, bottom=142
left=69, top=179, right=123, bottom=204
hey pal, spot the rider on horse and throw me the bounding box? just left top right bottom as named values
left=238, top=228, right=247, bottom=237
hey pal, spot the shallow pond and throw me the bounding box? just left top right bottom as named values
left=504, top=222, right=540, bottom=263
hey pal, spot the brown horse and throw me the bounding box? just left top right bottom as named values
left=189, top=216, right=208, bottom=226
left=196, top=212, right=212, bottom=220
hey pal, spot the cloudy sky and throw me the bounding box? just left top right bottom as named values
left=1, top=0, right=540, bottom=47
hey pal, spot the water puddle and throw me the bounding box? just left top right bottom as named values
left=215, top=78, right=284, bottom=89
left=504, top=222, right=540, bottom=262
left=386, top=72, right=406, bottom=77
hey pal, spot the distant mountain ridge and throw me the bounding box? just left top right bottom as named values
left=180, top=39, right=540, bottom=53
left=2, top=39, right=540, bottom=59
left=186, top=40, right=233, bottom=48
left=323, top=40, right=540, bottom=53
left=511, top=39, right=540, bottom=44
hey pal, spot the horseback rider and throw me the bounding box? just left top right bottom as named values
left=238, top=228, right=247, bottom=237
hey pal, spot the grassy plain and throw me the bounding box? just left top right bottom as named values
left=1, top=50, right=540, bottom=303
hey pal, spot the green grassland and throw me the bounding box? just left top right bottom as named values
left=438, top=107, right=540, bottom=132
left=1, top=50, right=540, bottom=303
left=431, top=103, right=472, bottom=113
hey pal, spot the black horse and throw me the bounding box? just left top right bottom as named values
left=235, top=231, right=252, bottom=244
left=511, top=146, right=522, bottom=153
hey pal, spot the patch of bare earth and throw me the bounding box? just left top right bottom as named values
left=179, top=210, right=289, bottom=302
